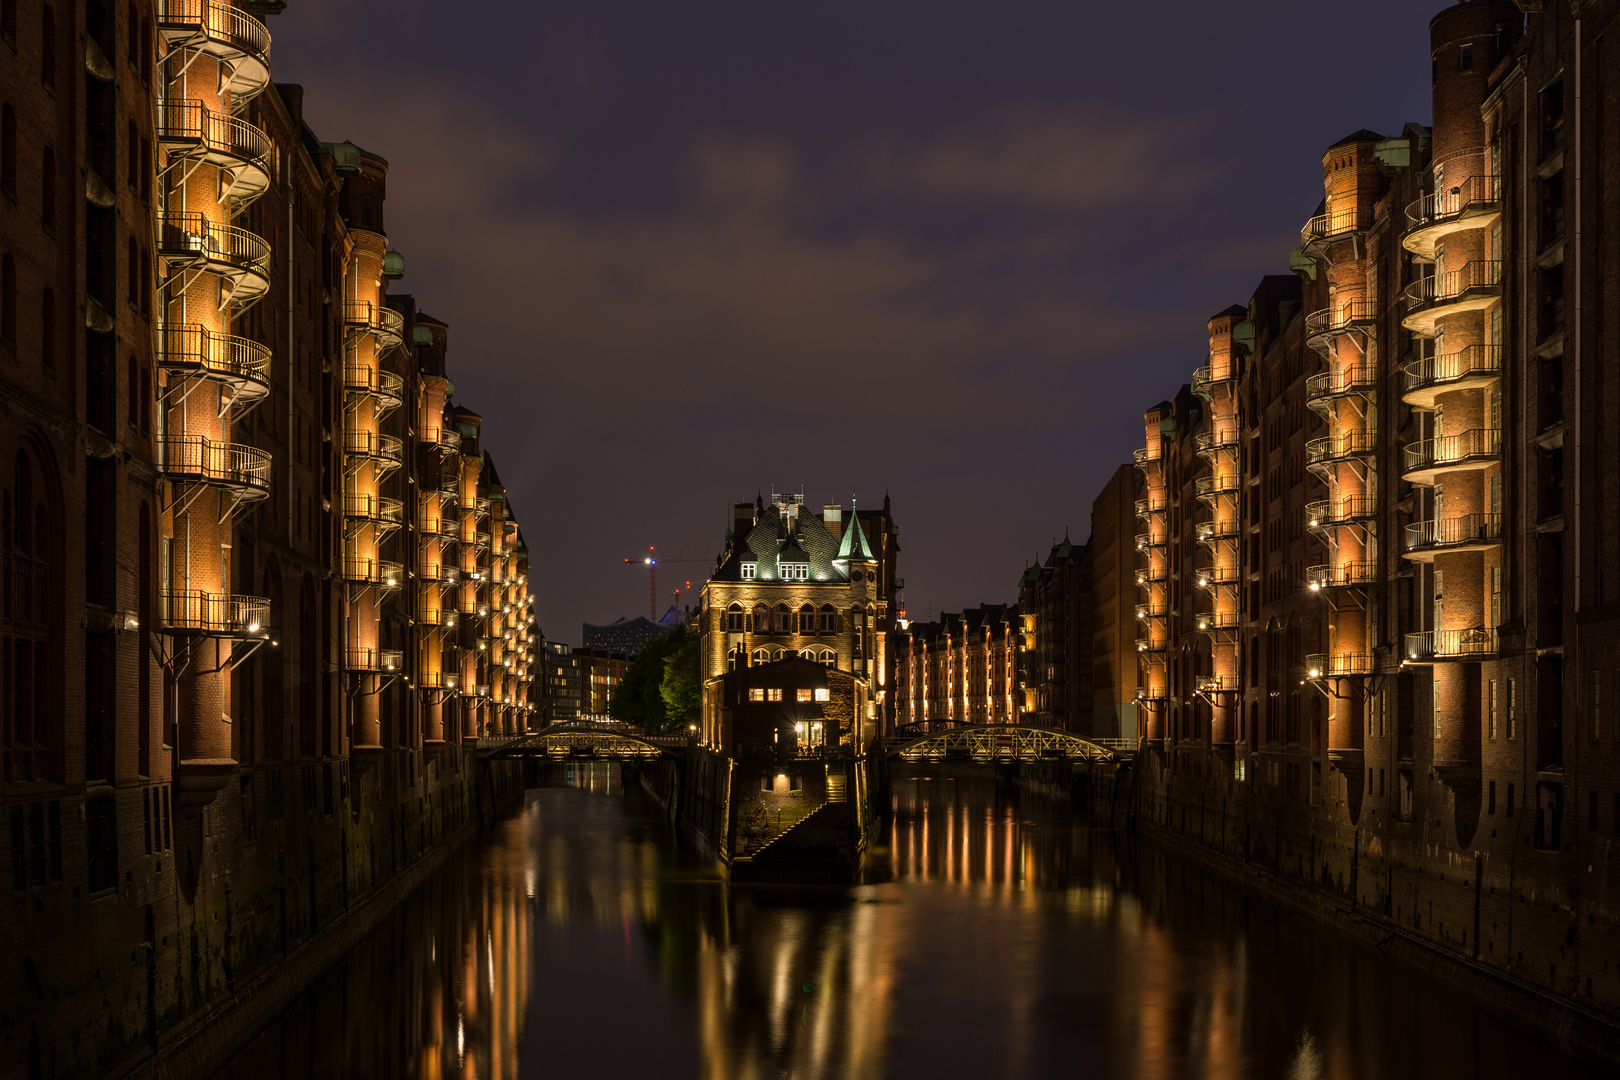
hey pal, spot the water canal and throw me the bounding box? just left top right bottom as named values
left=219, top=764, right=1609, bottom=1078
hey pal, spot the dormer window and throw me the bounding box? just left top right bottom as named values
left=741, top=561, right=756, bottom=580
left=782, top=562, right=809, bottom=581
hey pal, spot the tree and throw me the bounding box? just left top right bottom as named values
left=659, top=631, right=702, bottom=732
left=609, top=624, right=698, bottom=734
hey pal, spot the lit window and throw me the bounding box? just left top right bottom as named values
left=814, top=688, right=830, bottom=702
left=748, top=688, right=765, bottom=702
left=741, top=561, right=756, bottom=580
left=767, top=688, right=783, bottom=702
left=797, top=688, right=813, bottom=702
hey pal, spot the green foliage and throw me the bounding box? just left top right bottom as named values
left=608, top=624, right=701, bottom=735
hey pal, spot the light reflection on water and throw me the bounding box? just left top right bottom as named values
left=220, top=765, right=1608, bottom=1079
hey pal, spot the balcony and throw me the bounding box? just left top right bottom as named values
left=1194, top=564, right=1238, bottom=589
left=1306, top=496, right=1377, bottom=530
left=1195, top=612, right=1239, bottom=634
left=347, top=647, right=405, bottom=673
left=1191, top=362, right=1237, bottom=399
left=1194, top=472, right=1238, bottom=501
left=1135, top=601, right=1167, bottom=621
left=1194, top=425, right=1239, bottom=459
left=1307, top=561, right=1378, bottom=591
left=1402, top=427, right=1501, bottom=485
left=1404, top=628, right=1499, bottom=662
left=1401, top=260, right=1503, bottom=335
left=1401, top=172, right=1502, bottom=260
left=1299, top=207, right=1363, bottom=253
left=1195, top=518, right=1238, bottom=544
left=1194, top=674, right=1231, bottom=695
left=1304, top=300, right=1377, bottom=354
left=1134, top=494, right=1167, bottom=520
left=1133, top=447, right=1162, bottom=471
left=1136, top=636, right=1168, bottom=656
left=1400, top=344, right=1503, bottom=409
left=1304, top=652, right=1374, bottom=679
left=161, top=435, right=270, bottom=500
left=1135, top=686, right=1167, bottom=703
left=1403, top=513, right=1503, bottom=561
left=157, top=213, right=271, bottom=307
left=342, top=557, right=403, bottom=588
left=155, top=99, right=272, bottom=207
left=342, top=492, right=404, bottom=526
left=419, top=671, right=459, bottom=691
left=375, top=305, right=405, bottom=348
left=342, top=365, right=405, bottom=410
left=1305, top=364, right=1376, bottom=409
left=344, top=430, right=404, bottom=466
left=424, top=426, right=463, bottom=456
left=1305, top=432, right=1377, bottom=470
left=417, top=602, right=452, bottom=627
left=418, top=501, right=457, bottom=536
left=156, top=324, right=270, bottom=405
left=1134, top=531, right=1167, bottom=552
left=160, top=590, right=270, bottom=638
left=419, top=561, right=460, bottom=584
left=1135, top=564, right=1168, bottom=586
left=155, top=1, right=271, bottom=102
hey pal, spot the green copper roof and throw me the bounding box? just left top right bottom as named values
left=837, top=512, right=874, bottom=561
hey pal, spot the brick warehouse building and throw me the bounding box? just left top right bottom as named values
left=1129, top=0, right=1620, bottom=1019
left=892, top=604, right=1019, bottom=731
left=0, top=3, right=536, bottom=1074
left=699, top=492, right=899, bottom=744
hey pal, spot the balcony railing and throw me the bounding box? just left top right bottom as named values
left=1403, top=260, right=1503, bottom=309
left=342, top=493, right=404, bottom=523
left=1405, top=513, right=1503, bottom=554
left=1195, top=612, right=1239, bottom=632
left=1194, top=426, right=1240, bottom=456
left=343, top=365, right=405, bottom=405
left=424, top=426, right=463, bottom=455
left=1305, top=432, right=1377, bottom=467
left=1195, top=564, right=1238, bottom=588
left=1133, top=447, right=1161, bottom=470
left=157, top=213, right=271, bottom=288
left=1194, top=473, right=1238, bottom=498
left=1307, top=562, right=1378, bottom=590
left=1194, top=675, right=1230, bottom=695
left=1136, top=637, right=1167, bottom=654
left=156, top=324, right=270, bottom=393
left=1305, top=497, right=1377, bottom=528
left=1135, top=565, right=1168, bottom=586
left=1305, top=364, right=1376, bottom=403
left=1403, top=173, right=1501, bottom=237
left=1304, top=300, right=1378, bottom=346
left=155, top=1, right=271, bottom=99
left=1195, top=518, right=1238, bottom=543
left=1401, top=344, right=1502, bottom=399
left=374, top=305, right=405, bottom=347
left=1191, top=362, right=1237, bottom=398
left=155, top=99, right=272, bottom=200
left=344, top=430, right=404, bottom=463
left=1134, top=494, right=1167, bottom=518
left=1404, top=628, right=1499, bottom=661
left=347, top=647, right=405, bottom=672
left=1304, top=653, right=1374, bottom=678
left=160, top=590, right=270, bottom=637
left=1403, top=428, right=1501, bottom=476
left=1300, top=207, right=1363, bottom=247
left=1135, top=531, right=1166, bottom=551
left=161, top=435, right=270, bottom=494
left=1135, top=601, right=1167, bottom=620
left=342, top=558, right=403, bottom=587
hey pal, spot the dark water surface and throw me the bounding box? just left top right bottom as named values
left=219, top=765, right=1610, bottom=1079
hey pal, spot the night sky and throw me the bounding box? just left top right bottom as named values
left=272, top=1, right=1436, bottom=642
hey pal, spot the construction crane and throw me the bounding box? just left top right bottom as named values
left=622, top=547, right=711, bottom=620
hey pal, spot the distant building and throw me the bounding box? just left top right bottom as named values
left=542, top=642, right=582, bottom=721
left=1016, top=535, right=1094, bottom=734
left=576, top=648, right=630, bottom=722
left=582, top=613, right=680, bottom=657
left=893, top=605, right=1019, bottom=731
left=1089, top=464, right=1140, bottom=740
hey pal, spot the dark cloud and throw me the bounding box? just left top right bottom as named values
left=271, top=0, right=1437, bottom=637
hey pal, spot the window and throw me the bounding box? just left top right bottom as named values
left=127, top=119, right=137, bottom=190
left=740, top=561, right=756, bottom=580
left=41, top=146, right=53, bottom=228
left=1591, top=789, right=1600, bottom=831
left=126, top=237, right=138, bottom=306
left=766, top=688, right=783, bottom=702
left=1507, top=678, right=1518, bottom=738
left=1489, top=564, right=1503, bottom=630
left=127, top=356, right=138, bottom=427
left=819, top=650, right=836, bottom=668
left=820, top=604, right=837, bottom=632
left=726, top=603, right=744, bottom=632
left=1, top=103, right=14, bottom=192
left=1459, top=43, right=1473, bottom=73
left=752, top=603, right=768, bottom=633
left=796, top=688, right=813, bottom=703
left=41, top=6, right=55, bottom=87
left=1593, top=670, right=1602, bottom=740
left=1, top=253, right=14, bottom=342
left=1487, top=679, right=1498, bottom=739
left=799, top=604, right=815, bottom=634
left=748, top=688, right=764, bottom=702
left=1488, top=780, right=1497, bottom=814
left=814, top=688, right=829, bottom=702
left=40, top=289, right=53, bottom=368
left=751, top=648, right=769, bottom=665
left=774, top=603, right=791, bottom=633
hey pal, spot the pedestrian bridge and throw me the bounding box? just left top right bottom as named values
left=886, top=724, right=1127, bottom=764
left=478, top=724, right=684, bottom=761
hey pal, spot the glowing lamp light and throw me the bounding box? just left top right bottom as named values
left=1309, top=582, right=1321, bottom=592
left=1308, top=668, right=1322, bottom=679
left=247, top=621, right=260, bottom=633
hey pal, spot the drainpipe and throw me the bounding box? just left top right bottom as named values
left=288, top=183, right=296, bottom=529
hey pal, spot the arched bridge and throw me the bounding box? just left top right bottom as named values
left=887, top=725, right=1126, bottom=764
left=479, top=724, right=684, bottom=761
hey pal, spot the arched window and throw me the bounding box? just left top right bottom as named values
left=726, top=603, right=744, bottom=632
left=751, top=648, right=769, bottom=665
left=820, top=603, right=837, bottom=633
left=41, top=145, right=54, bottom=228
left=751, top=602, right=768, bottom=634
left=0, top=103, right=14, bottom=192
left=774, top=602, right=790, bottom=633
left=40, top=288, right=54, bottom=368
left=819, top=650, right=836, bottom=668
left=41, top=6, right=55, bottom=86
left=126, top=236, right=137, bottom=305
left=1, top=253, right=14, bottom=343
left=799, top=603, right=815, bottom=634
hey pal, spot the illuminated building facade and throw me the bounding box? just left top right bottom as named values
left=893, top=605, right=1019, bottom=730
left=1015, top=534, right=1094, bottom=733
left=1089, top=463, right=1141, bottom=739
left=0, top=4, right=534, bottom=1073
left=1128, top=0, right=1620, bottom=1013
left=698, top=492, right=900, bottom=744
